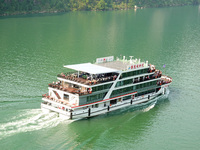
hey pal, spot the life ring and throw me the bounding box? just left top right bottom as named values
left=88, top=88, right=92, bottom=94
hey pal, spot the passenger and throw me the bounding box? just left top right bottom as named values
left=93, top=80, right=97, bottom=84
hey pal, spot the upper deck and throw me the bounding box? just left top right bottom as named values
left=96, top=56, right=148, bottom=71
left=56, top=56, right=150, bottom=88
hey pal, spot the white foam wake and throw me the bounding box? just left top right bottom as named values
left=142, top=103, right=156, bottom=112
left=0, top=109, right=72, bottom=140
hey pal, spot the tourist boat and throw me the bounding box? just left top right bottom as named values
left=41, top=56, right=172, bottom=120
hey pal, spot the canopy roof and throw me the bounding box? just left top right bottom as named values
left=64, top=63, right=119, bottom=74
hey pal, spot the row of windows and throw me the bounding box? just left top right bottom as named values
left=115, top=79, right=133, bottom=87
left=111, top=86, right=134, bottom=97
left=92, top=83, right=112, bottom=92
left=135, top=81, right=157, bottom=89
left=116, top=75, right=154, bottom=88
left=136, top=89, right=155, bottom=97
left=111, top=81, right=157, bottom=97
left=121, top=68, right=149, bottom=79
left=123, top=95, right=131, bottom=100
left=87, top=92, right=107, bottom=103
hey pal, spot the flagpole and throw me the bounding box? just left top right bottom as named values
left=163, top=64, right=166, bottom=75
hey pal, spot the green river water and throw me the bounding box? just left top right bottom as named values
left=0, top=6, right=200, bottom=150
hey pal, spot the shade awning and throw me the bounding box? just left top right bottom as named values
left=64, top=63, right=119, bottom=74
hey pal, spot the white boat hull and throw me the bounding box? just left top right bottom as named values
left=41, top=86, right=169, bottom=120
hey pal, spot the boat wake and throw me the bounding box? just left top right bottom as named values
left=0, top=109, right=72, bottom=140
left=142, top=88, right=170, bottom=112
left=142, top=103, right=156, bottom=112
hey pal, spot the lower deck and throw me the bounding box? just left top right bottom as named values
left=41, top=84, right=170, bottom=120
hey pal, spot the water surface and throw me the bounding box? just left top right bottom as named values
left=0, top=6, right=200, bottom=149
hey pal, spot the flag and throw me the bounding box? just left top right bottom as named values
left=163, top=64, right=166, bottom=68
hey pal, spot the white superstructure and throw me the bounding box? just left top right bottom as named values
left=41, top=56, right=172, bottom=120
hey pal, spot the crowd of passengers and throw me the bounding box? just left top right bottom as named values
left=48, top=81, right=61, bottom=88
left=153, top=70, right=162, bottom=78
left=58, top=72, right=118, bottom=85
left=135, top=69, right=162, bottom=82
left=148, top=64, right=156, bottom=73
left=157, top=78, right=171, bottom=85
left=48, top=81, right=92, bottom=95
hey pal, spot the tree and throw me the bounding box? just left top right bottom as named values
left=96, top=0, right=106, bottom=10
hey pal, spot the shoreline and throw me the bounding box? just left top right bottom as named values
left=0, top=4, right=198, bottom=17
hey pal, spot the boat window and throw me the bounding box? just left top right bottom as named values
left=95, top=104, right=98, bottom=108
left=118, top=98, right=122, bottom=102
left=144, top=68, right=148, bottom=73
left=92, top=87, right=98, bottom=92
left=99, top=86, right=103, bottom=90
left=123, top=95, right=131, bottom=101
left=64, top=94, right=69, bottom=100
left=123, top=73, right=127, bottom=78
left=103, top=83, right=112, bottom=89
left=86, top=92, right=107, bottom=103
left=92, top=83, right=112, bottom=92
left=127, top=71, right=133, bottom=76
left=115, top=81, right=121, bottom=87
left=110, top=99, right=117, bottom=105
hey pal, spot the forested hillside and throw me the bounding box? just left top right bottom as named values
left=0, top=0, right=200, bottom=16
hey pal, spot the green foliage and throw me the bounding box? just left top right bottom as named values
left=0, top=0, right=199, bottom=16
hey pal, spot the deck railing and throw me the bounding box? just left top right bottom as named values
left=57, top=72, right=118, bottom=85
left=48, top=83, right=89, bottom=96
